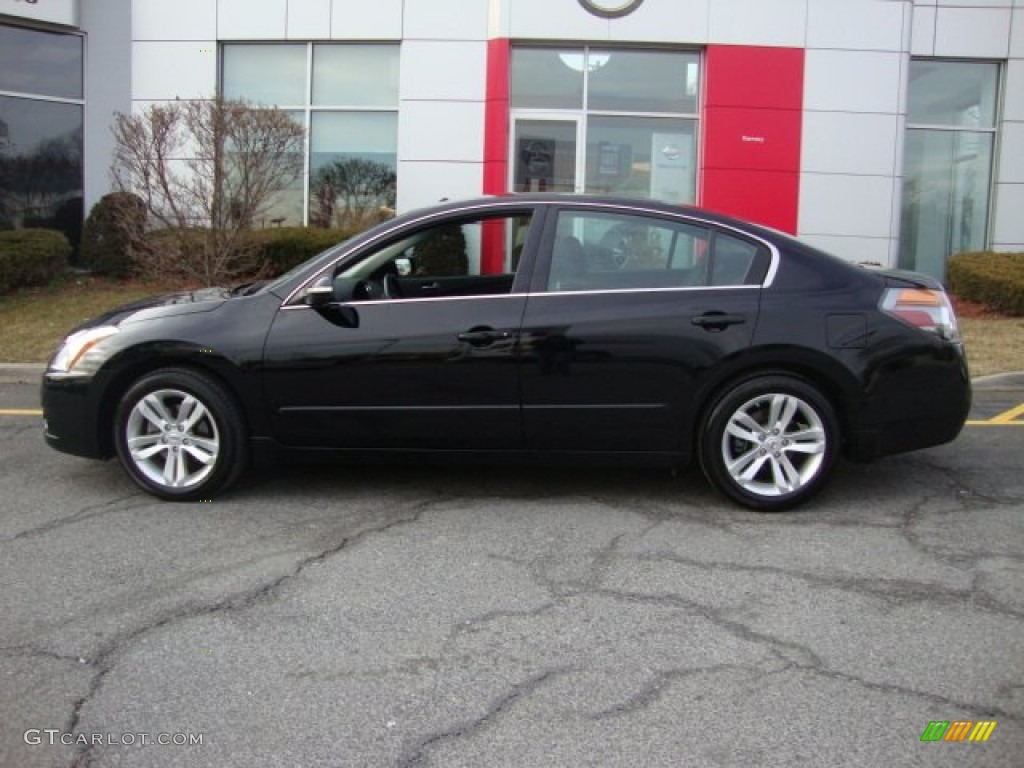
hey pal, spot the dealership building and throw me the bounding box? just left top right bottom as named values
left=1, top=0, right=1022, bottom=280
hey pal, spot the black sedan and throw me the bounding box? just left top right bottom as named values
left=42, top=195, right=970, bottom=510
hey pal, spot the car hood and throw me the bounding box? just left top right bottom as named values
left=85, top=287, right=231, bottom=330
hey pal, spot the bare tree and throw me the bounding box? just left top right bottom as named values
left=111, top=97, right=305, bottom=284
left=311, top=158, right=396, bottom=230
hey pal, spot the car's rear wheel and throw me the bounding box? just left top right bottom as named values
left=699, top=375, right=838, bottom=511
left=114, top=368, right=246, bottom=501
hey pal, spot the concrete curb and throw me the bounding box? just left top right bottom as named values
left=2, top=363, right=1023, bottom=389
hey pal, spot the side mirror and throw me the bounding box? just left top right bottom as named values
left=305, top=276, right=335, bottom=307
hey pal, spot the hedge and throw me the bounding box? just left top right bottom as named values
left=947, top=251, right=1024, bottom=317
left=244, top=227, right=356, bottom=276
left=81, top=192, right=149, bottom=277
left=0, top=229, right=71, bottom=294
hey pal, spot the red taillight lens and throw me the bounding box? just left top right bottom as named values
left=880, top=288, right=960, bottom=341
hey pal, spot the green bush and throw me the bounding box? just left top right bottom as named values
left=81, top=192, right=149, bottom=277
left=244, top=227, right=356, bottom=277
left=947, top=251, right=1024, bottom=316
left=0, top=229, right=71, bottom=294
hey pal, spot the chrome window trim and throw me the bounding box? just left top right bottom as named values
left=280, top=199, right=780, bottom=310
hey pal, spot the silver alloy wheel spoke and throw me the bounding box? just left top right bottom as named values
left=125, top=388, right=220, bottom=490
left=721, top=392, right=827, bottom=498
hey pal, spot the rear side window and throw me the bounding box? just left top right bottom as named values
left=544, top=209, right=767, bottom=292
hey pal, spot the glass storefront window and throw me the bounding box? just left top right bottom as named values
left=0, top=25, right=83, bottom=100
left=0, top=24, right=84, bottom=253
left=313, top=45, right=399, bottom=107
left=900, top=60, right=999, bottom=281
left=222, top=45, right=307, bottom=106
left=222, top=43, right=399, bottom=228
left=585, top=116, right=696, bottom=202
left=510, top=48, right=585, bottom=109
left=587, top=50, right=699, bottom=114
left=511, top=45, right=700, bottom=204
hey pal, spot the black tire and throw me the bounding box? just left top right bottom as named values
left=113, top=368, right=247, bottom=501
left=699, top=375, right=839, bottom=512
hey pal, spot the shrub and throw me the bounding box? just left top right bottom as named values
left=0, top=229, right=71, bottom=294
left=81, top=192, right=149, bottom=277
left=244, top=227, right=357, bottom=276
left=947, top=251, right=1024, bottom=316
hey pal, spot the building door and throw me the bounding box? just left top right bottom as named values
left=511, top=117, right=581, bottom=194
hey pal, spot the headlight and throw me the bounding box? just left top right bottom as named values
left=49, top=326, right=120, bottom=376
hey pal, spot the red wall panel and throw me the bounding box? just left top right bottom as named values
left=701, top=45, right=804, bottom=233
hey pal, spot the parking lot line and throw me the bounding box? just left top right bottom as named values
left=0, top=409, right=42, bottom=416
left=966, top=402, right=1024, bottom=427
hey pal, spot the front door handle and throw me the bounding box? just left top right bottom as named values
left=457, top=327, right=513, bottom=346
left=692, top=312, right=746, bottom=331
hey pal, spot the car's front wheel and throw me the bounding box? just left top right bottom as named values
left=113, top=368, right=247, bottom=501
left=699, top=375, right=838, bottom=511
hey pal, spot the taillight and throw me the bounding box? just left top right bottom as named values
left=880, top=287, right=960, bottom=341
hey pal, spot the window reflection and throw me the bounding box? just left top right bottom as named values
left=900, top=60, right=998, bottom=281
left=0, top=25, right=83, bottom=100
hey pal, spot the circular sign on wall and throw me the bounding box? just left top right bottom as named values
left=577, top=0, right=645, bottom=19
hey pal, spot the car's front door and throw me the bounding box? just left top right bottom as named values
left=262, top=209, right=539, bottom=450
left=519, top=206, right=767, bottom=453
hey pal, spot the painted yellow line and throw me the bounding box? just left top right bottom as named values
left=990, top=403, right=1024, bottom=424
left=966, top=402, right=1024, bottom=426
left=0, top=409, right=42, bottom=416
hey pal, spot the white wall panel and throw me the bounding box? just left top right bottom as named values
left=397, top=161, right=483, bottom=212
left=218, top=0, right=287, bottom=39
left=708, top=0, right=807, bottom=47
left=608, top=0, right=710, bottom=45
left=330, top=0, right=402, bottom=39
left=802, top=112, right=900, bottom=176
left=133, top=0, right=215, bottom=40
left=132, top=42, right=217, bottom=100
left=404, top=0, right=489, bottom=40
left=807, top=0, right=905, bottom=51
left=998, top=122, right=1024, bottom=184
left=804, top=50, right=903, bottom=114
left=287, top=0, right=331, bottom=39
left=799, top=173, right=895, bottom=238
left=398, top=101, right=485, bottom=163
left=937, top=0, right=1012, bottom=7
left=400, top=42, right=487, bottom=102
left=992, top=183, right=1024, bottom=246
left=911, top=4, right=937, bottom=55
left=1011, top=8, right=1024, bottom=58
left=508, top=0, right=609, bottom=41
left=934, top=7, right=1011, bottom=57
left=1005, top=61, right=1024, bottom=122
left=796, top=234, right=894, bottom=266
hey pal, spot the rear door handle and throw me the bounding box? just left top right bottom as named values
left=692, top=312, right=746, bottom=331
left=457, top=328, right=513, bottom=346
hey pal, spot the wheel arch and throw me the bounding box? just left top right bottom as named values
left=687, top=347, right=862, bottom=457
left=95, top=347, right=252, bottom=458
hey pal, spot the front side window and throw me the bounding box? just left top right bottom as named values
left=222, top=43, right=399, bottom=229
left=334, top=212, right=534, bottom=301
left=545, top=210, right=764, bottom=292
left=900, top=60, right=999, bottom=281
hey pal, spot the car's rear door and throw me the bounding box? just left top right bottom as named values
left=518, top=204, right=768, bottom=453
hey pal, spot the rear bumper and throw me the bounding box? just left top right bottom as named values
left=844, top=344, right=971, bottom=462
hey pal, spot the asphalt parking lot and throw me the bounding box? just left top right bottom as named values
left=0, top=375, right=1021, bottom=768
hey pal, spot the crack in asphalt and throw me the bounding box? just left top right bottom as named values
left=398, top=667, right=575, bottom=768
left=0, top=493, right=145, bottom=543
left=60, top=497, right=442, bottom=768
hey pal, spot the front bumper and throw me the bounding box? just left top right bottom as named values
left=41, top=372, right=111, bottom=459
